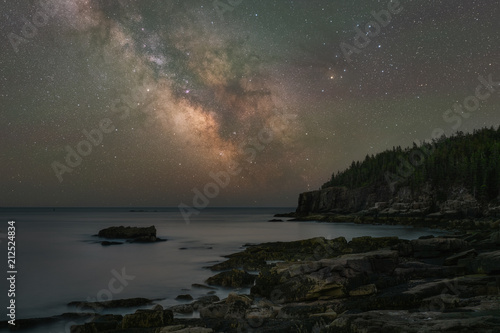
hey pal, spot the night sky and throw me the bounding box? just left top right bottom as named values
left=1, top=0, right=499, bottom=207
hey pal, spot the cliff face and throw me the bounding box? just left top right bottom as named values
left=296, top=184, right=393, bottom=215
left=296, top=184, right=500, bottom=219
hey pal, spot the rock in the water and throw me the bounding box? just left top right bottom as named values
left=206, top=269, right=255, bottom=288
left=97, top=225, right=167, bottom=243
left=98, top=225, right=157, bottom=239
left=176, top=294, right=194, bottom=301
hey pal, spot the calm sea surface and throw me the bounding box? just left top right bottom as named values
left=0, top=207, right=450, bottom=332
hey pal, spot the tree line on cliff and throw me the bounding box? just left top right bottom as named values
left=322, top=127, right=500, bottom=203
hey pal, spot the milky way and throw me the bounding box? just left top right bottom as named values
left=1, top=0, right=499, bottom=207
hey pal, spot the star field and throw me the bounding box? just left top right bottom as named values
left=1, top=0, right=499, bottom=207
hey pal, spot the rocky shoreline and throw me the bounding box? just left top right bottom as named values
left=296, top=185, right=500, bottom=221
left=279, top=211, right=500, bottom=232
left=4, top=222, right=499, bottom=332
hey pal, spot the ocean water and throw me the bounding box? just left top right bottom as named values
left=0, top=207, right=450, bottom=332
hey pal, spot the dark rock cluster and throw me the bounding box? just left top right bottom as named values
left=96, top=225, right=166, bottom=244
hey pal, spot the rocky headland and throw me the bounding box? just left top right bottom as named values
left=291, top=128, right=500, bottom=230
